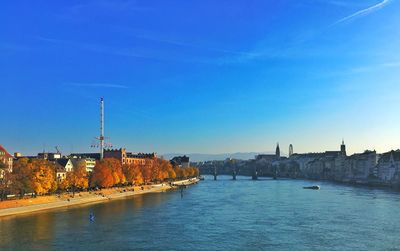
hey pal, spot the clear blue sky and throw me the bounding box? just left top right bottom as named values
left=1, top=0, right=400, bottom=156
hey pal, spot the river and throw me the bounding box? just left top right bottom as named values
left=1, top=175, right=400, bottom=250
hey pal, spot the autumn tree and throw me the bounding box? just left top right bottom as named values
left=91, top=158, right=126, bottom=188
left=91, top=162, right=113, bottom=188
left=168, top=167, right=176, bottom=180
left=9, top=158, right=33, bottom=197
left=122, top=163, right=144, bottom=185
left=140, top=159, right=153, bottom=184
left=174, top=166, right=184, bottom=179
left=0, top=169, right=13, bottom=201
left=66, top=162, right=88, bottom=196
left=151, top=158, right=162, bottom=182
left=193, top=167, right=199, bottom=177
left=122, top=164, right=135, bottom=185
left=110, top=160, right=126, bottom=186
left=159, top=159, right=174, bottom=181
left=30, top=159, right=57, bottom=195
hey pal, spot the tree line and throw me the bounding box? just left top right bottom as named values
left=0, top=157, right=199, bottom=200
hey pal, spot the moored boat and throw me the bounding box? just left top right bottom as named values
left=303, top=185, right=320, bottom=190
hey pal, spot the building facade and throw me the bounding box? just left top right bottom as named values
left=104, top=148, right=156, bottom=165
left=55, top=159, right=74, bottom=181
left=0, top=145, right=13, bottom=177
left=377, top=150, right=400, bottom=183
left=170, top=155, right=190, bottom=168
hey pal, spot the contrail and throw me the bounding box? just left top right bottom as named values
left=332, top=0, right=391, bottom=26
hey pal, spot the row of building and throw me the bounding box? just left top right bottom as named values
left=194, top=141, right=400, bottom=187
left=0, top=145, right=190, bottom=182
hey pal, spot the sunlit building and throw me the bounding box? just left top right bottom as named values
left=104, top=148, right=156, bottom=165
left=0, top=145, right=13, bottom=178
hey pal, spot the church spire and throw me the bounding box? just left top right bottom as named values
left=341, top=139, right=346, bottom=156
left=276, top=143, right=280, bottom=159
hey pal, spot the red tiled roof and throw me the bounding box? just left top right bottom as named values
left=0, top=145, right=12, bottom=158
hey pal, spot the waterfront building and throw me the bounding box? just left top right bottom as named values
left=170, top=155, right=190, bottom=168
left=0, top=145, right=13, bottom=178
left=290, top=153, right=325, bottom=173
left=55, top=159, right=74, bottom=181
left=293, top=141, right=347, bottom=180
left=55, top=166, right=67, bottom=181
left=343, top=150, right=378, bottom=182
left=104, top=148, right=156, bottom=165
left=377, top=150, right=400, bottom=183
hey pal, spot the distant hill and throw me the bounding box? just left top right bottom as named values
left=161, top=152, right=276, bottom=162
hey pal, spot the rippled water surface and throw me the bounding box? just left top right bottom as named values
left=1, top=176, right=400, bottom=250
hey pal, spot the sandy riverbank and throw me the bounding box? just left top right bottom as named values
left=0, top=178, right=200, bottom=218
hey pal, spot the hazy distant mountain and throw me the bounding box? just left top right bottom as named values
left=161, top=152, right=275, bottom=162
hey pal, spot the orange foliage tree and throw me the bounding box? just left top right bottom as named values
left=0, top=169, right=13, bottom=200
left=140, top=159, right=153, bottom=184
left=10, top=158, right=34, bottom=197
left=30, top=159, right=57, bottom=195
left=11, top=158, right=56, bottom=196
left=91, top=158, right=126, bottom=188
left=122, top=163, right=144, bottom=185
left=66, top=162, right=88, bottom=196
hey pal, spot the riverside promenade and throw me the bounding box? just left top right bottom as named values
left=0, top=178, right=200, bottom=218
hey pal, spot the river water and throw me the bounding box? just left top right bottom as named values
left=1, top=175, right=400, bottom=250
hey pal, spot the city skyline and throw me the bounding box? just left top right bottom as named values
left=1, top=0, right=400, bottom=155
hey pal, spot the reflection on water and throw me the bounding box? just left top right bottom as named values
left=1, top=176, right=400, bottom=250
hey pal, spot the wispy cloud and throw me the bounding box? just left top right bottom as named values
left=36, top=36, right=214, bottom=64
left=65, top=82, right=129, bottom=89
left=349, top=61, right=400, bottom=73
left=120, top=29, right=256, bottom=57
left=331, top=0, right=392, bottom=26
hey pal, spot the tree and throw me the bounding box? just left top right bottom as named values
left=141, top=159, right=153, bottom=184
left=0, top=169, right=12, bottom=201
left=122, top=164, right=135, bottom=185
left=174, top=167, right=184, bottom=179
left=9, top=158, right=33, bottom=197
left=123, top=162, right=144, bottom=185
left=11, top=158, right=56, bottom=196
left=193, top=167, right=199, bottom=177
left=159, top=159, right=174, bottom=181
left=168, top=168, right=176, bottom=180
left=66, top=162, right=88, bottom=196
left=132, top=165, right=144, bottom=185
left=90, top=158, right=126, bottom=188
left=91, top=161, right=113, bottom=188
left=30, top=159, right=56, bottom=195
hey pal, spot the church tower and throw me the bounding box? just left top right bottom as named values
left=276, top=143, right=280, bottom=159
left=341, top=139, right=346, bottom=156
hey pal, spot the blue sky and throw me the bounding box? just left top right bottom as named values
left=1, top=0, right=400, bottom=156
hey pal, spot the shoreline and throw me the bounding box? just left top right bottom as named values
left=0, top=178, right=200, bottom=218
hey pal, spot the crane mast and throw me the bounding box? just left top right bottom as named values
left=100, top=97, right=104, bottom=159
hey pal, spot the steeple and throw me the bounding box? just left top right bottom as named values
left=276, top=143, right=280, bottom=159
left=341, top=139, right=346, bottom=156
